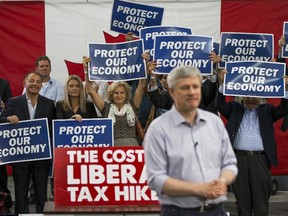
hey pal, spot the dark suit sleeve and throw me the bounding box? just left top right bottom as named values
left=276, top=57, right=288, bottom=76
left=46, top=101, right=55, bottom=138
left=281, top=116, right=288, bottom=132
left=201, top=79, right=218, bottom=114
left=148, top=89, right=173, bottom=109
left=0, top=97, right=15, bottom=123
left=202, top=80, right=217, bottom=105
left=55, top=101, right=65, bottom=119
left=214, top=90, right=233, bottom=119
left=272, top=98, right=288, bottom=122
left=3, top=80, right=12, bottom=103
left=87, top=101, right=98, bottom=118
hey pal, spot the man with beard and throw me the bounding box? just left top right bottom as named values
left=0, top=72, right=55, bottom=213
left=215, top=70, right=288, bottom=216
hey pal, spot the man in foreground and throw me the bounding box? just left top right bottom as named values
left=143, top=65, right=238, bottom=216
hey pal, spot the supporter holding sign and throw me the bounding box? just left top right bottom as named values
left=0, top=119, right=51, bottom=165
left=53, top=119, right=113, bottom=148
left=219, top=33, right=273, bottom=68
left=54, top=147, right=158, bottom=207
left=111, top=0, right=163, bottom=36
left=50, top=74, right=99, bottom=201
left=0, top=71, right=55, bottom=214
left=215, top=68, right=288, bottom=216
left=153, top=35, right=213, bottom=74
left=56, top=75, right=98, bottom=120
left=140, top=25, right=192, bottom=58
left=281, top=22, right=288, bottom=58
left=54, top=74, right=113, bottom=148
left=84, top=56, right=147, bottom=147
left=223, top=61, right=286, bottom=98
left=88, top=40, right=146, bottom=81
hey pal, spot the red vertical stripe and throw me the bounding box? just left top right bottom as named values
left=0, top=1, right=45, bottom=96
left=221, top=0, right=288, bottom=57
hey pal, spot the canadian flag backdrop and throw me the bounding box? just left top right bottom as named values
left=0, top=0, right=288, bottom=174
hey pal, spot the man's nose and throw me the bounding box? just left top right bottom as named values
left=32, top=81, right=40, bottom=85
left=188, top=87, right=195, bottom=94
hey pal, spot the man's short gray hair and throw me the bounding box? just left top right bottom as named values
left=167, top=66, right=203, bottom=88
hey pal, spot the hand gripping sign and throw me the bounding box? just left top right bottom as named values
left=0, top=118, right=51, bottom=165
left=139, top=25, right=193, bottom=59
left=88, top=40, right=147, bottom=81
left=53, top=118, right=114, bottom=148
left=219, top=32, right=273, bottom=68
left=224, top=61, right=286, bottom=98
left=153, top=35, right=213, bottom=75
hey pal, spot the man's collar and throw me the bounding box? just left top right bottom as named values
left=171, top=106, right=206, bottom=126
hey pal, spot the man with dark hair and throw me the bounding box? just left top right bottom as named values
left=23, top=56, right=64, bottom=203
left=32, top=56, right=64, bottom=102
left=1, top=71, right=55, bottom=213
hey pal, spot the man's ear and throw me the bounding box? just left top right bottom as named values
left=168, top=88, right=174, bottom=99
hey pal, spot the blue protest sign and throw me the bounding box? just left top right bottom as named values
left=0, top=118, right=51, bottom=165
left=213, top=42, right=220, bottom=55
left=154, top=35, right=213, bottom=74
left=219, top=33, right=274, bottom=68
left=282, top=22, right=288, bottom=58
left=139, top=26, right=192, bottom=59
left=111, top=0, right=163, bottom=36
left=53, top=118, right=113, bottom=148
left=88, top=40, right=146, bottom=81
left=224, top=61, right=286, bottom=98
left=213, top=42, right=220, bottom=70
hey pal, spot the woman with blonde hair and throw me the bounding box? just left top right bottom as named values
left=84, top=57, right=147, bottom=146
left=56, top=75, right=97, bottom=120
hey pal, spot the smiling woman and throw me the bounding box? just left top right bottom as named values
left=86, top=79, right=146, bottom=147
left=83, top=52, right=147, bottom=147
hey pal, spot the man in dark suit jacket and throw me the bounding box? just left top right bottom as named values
left=214, top=74, right=288, bottom=216
left=0, top=78, right=12, bottom=111
left=0, top=72, right=55, bottom=214
left=0, top=78, right=12, bottom=206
